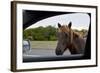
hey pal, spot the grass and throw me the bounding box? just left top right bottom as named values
left=30, top=41, right=57, bottom=49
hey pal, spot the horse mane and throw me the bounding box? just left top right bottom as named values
left=73, top=31, right=81, bottom=38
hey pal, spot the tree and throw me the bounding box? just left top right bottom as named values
left=23, top=25, right=57, bottom=41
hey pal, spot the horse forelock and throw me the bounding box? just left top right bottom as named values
left=58, top=25, right=73, bottom=43
left=58, top=25, right=70, bottom=33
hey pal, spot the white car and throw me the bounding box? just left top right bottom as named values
left=23, top=40, right=31, bottom=54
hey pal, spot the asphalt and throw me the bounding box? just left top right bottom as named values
left=24, top=48, right=71, bottom=57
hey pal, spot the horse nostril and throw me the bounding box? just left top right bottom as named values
left=56, top=51, right=60, bottom=55
left=55, top=49, right=63, bottom=55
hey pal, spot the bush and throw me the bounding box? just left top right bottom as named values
left=23, top=26, right=57, bottom=41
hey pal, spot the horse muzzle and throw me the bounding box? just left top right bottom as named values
left=55, top=48, right=63, bottom=55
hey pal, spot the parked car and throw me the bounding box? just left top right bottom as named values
left=23, top=40, right=31, bottom=54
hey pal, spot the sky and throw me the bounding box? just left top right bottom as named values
left=26, top=13, right=90, bottom=30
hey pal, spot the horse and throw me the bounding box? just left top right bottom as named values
left=55, top=22, right=86, bottom=55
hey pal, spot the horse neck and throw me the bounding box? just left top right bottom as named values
left=67, top=30, right=81, bottom=49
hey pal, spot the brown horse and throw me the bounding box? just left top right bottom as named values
left=55, top=22, right=86, bottom=55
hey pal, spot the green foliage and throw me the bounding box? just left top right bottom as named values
left=23, top=26, right=57, bottom=41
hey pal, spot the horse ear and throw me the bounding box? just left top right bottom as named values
left=68, top=22, right=72, bottom=28
left=58, top=23, right=61, bottom=28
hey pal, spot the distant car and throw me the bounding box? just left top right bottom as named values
left=23, top=40, right=31, bottom=53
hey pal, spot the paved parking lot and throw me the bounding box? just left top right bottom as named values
left=24, top=48, right=71, bottom=57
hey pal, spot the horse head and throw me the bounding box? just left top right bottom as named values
left=55, top=22, right=72, bottom=55
left=55, top=22, right=81, bottom=55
